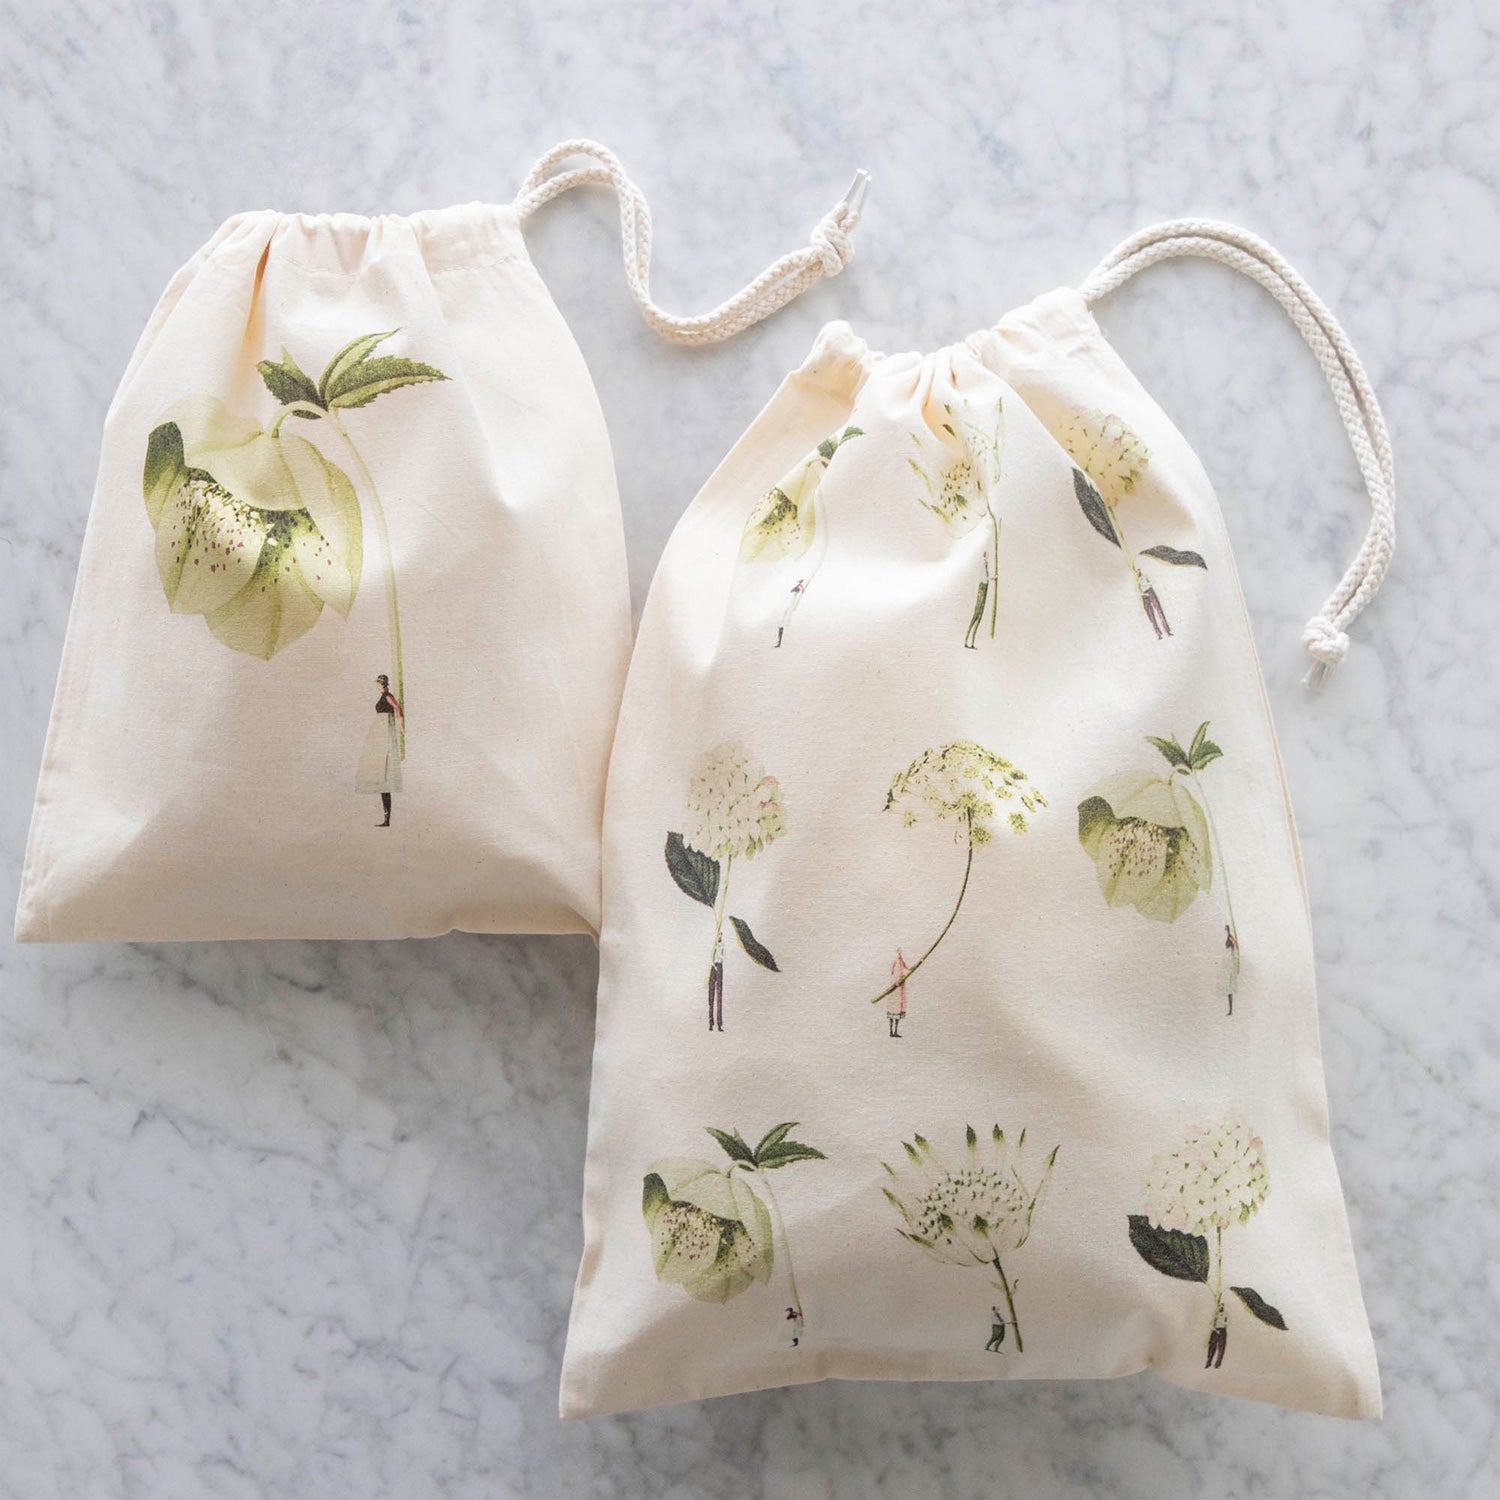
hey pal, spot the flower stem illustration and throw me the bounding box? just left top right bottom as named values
left=883, top=1124, right=1058, bottom=1353
left=867, top=743, right=1045, bottom=1015
left=739, top=426, right=862, bottom=646
left=665, top=742, right=786, bottom=1030
left=1061, top=409, right=1207, bottom=639
left=908, top=397, right=1006, bottom=646
left=142, top=331, right=447, bottom=759
left=1077, top=722, right=1241, bottom=1013
left=642, top=1122, right=826, bottom=1345
left=1128, top=1116, right=1288, bottom=1369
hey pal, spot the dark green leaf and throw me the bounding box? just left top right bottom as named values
left=664, top=832, right=719, bottom=907
left=1127, top=1215, right=1210, bottom=1282
left=730, top=916, right=779, bottom=971
left=965, top=1124, right=978, bottom=1149
left=1140, top=543, right=1208, bottom=570
left=1188, top=723, right=1209, bottom=762
left=642, top=1172, right=670, bottom=1216
left=257, top=349, right=322, bottom=411
left=1231, top=1286, right=1288, bottom=1330
left=1073, top=468, right=1121, bottom=548
left=1146, top=735, right=1191, bottom=770
left=326, top=355, right=448, bottom=410
left=754, top=1122, right=797, bottom=1158
left=1191, top=740, right=1224, bottom=772
left=318, top=330, right=396, bottom=401
left=705, top=1127, right=756, bottom=1165
left=756, top=1142, right=827, bottom=1170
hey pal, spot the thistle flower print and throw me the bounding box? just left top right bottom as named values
left=144, top=332, right=448, bottom=770
left=908, top=397, right=1006, bottom=645
left=666, top=743, right=784, bottom=1031
left=739, top=425, right=861, bottom=646
left=1077, top=724, right=1242, bottom=1013
left=867, top=743, right=1045, bottom=1018
left=643, top=1124, right=825, bottom=1345
left=1060, top=408, right=1206, bottom=640
left=883, top=1125, right=1058, bottom=1353
left=1129, top=1116, right=1287, bottom=1369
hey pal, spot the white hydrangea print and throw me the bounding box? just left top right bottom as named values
left=1129, top=1115, right=1289, bottom=1370
left=665, top=743, right=785, bottom=1032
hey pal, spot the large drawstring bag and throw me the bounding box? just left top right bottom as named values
left=562, top=221, right=1390, bottom=1419
left=15, top=141, right=868, bottom=941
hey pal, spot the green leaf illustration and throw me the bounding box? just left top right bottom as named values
left=317, top=331, right=397, bottom=402
left=705, top=1126, right=756, bottom=1165
left=327, top=355, right=449, bottom=410
left=1073, top=467, right=1120, bottom=548
left=754, top=1122, right=797, bottom=1157
left=1140, top=543, right=1208, bottom=569
left=730, top=915, right=779, bottom=971
left=756, top=1141, right=828, bottom=1170
left=665, top=832, right=720, bottom=907
left=1231, top=1285, right=1289, bottom=1330
left=1191, top=742, right=1224, bottom=772
left=257, top=349, right=323, bottom=412
left=1127, top=1214, right=1210, bottom=1282
left=1146, top=735, right=1191, bottom=770
left=816, top=424, right=863, bottom=462
left=142, top=420, right=187, bottom=526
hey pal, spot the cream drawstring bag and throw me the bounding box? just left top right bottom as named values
left=15, top=141, right=868, bottom=941
left=562, top=221, right=1390, bottom=1419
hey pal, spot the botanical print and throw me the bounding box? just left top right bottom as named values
left=867, top=743, right=1045, bottom=1017
left=643, top=1122, right=825, bottom=1346
left=1076, top=722, right=1241, bottom=1014
left=354, top=674, right=404, bottom=826
left=883, top=1125, right=1058, bottom=1353
left=1128, top=1115, right=1288, bottom=1369
left=739, top=425, right=862, bottom=646
left=1060, top=408, right=1206, bottom=639
left=665, top=742, right=785, bottom=1030
left=142, top=331, right=448, bottom=766
left=907, top=397, right=1005, bottom=647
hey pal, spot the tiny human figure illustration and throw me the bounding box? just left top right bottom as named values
left=887, top=947, right=910, bottom=1037
left=1206, top=1300, right=1229, bottom=1368
left=1136, top=568, right=1172, bottom=638
left=965, top=551, right=991, bottom=649
left=986, top=1305, right=1007, bottom=1351
left=775, top=580, right=806, bottom=648
left=355, top=674, right=404, bottom=826
left=786, top=1305, right=804, bottom=1347
left=707, top=930, right=726, bottom=1031
left=1221, top=924, right=1242, bottom=1016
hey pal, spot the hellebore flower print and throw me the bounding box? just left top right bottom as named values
left=643, top=1123, right=825, bottom=1344
left=867, top=742, right=1045, bottom=1017
left=1128, top=1115, right=1287, bottom=1369
left=1077, top=723, right=1242, bottom=1013
left=882, top=1124, right=1058, bottom=1353
left=907, top=397, right=1006, bottom=646
left=665, top=742, right=785, bottom=1031
left=143, top=331, right=448, bottom=758
left=1060, top=408, right=1207, bottom=640
left=739, top=425, right=862, bottom=646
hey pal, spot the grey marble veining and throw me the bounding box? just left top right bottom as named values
left=2, top=2, right=1497, bottom=1497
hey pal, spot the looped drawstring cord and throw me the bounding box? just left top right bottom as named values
left=1078, top=219, right=1395, bottom=688
left=514, top=139, right=870, bottom=348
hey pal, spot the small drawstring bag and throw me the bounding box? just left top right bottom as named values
left=561, top=220, right=1389, bottom=1419
left=15, top=141, right=868, bottom=941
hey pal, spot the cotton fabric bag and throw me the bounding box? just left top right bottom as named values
left=561, top=221, right=1390, bottom=1418
left=15, top=141, right=867, bottom=941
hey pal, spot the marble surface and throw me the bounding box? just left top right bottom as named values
left=2, top=1, right=1496, bottom=1496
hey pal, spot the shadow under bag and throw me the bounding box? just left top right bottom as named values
left=15, top=141, right=868, bottom=941
left=561, top=221, right=1391, bottom=1419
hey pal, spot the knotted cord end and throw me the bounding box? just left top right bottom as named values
left=1301, top=615, right=1350, bottom=690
